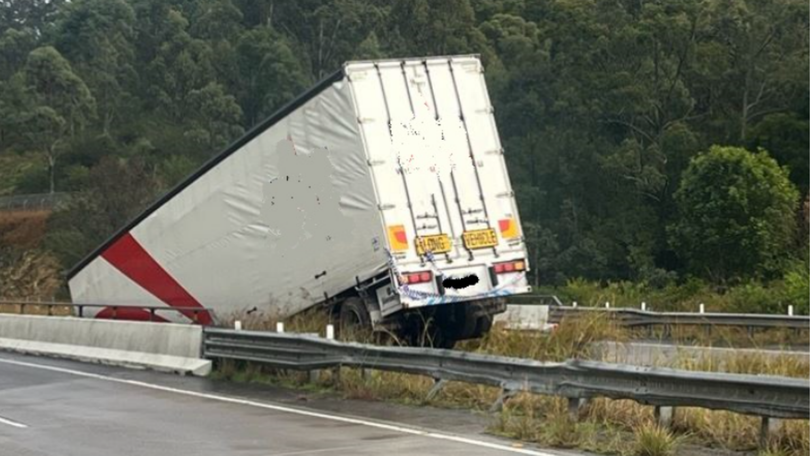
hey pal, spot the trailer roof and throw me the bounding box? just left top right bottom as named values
left=67, top=68, right=345, bottom=280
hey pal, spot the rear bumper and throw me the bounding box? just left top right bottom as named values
left=399, top=268, right=530, bottom=309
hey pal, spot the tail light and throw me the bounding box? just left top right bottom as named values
left=400, top=270, right=433, bottom=285
left=490, top=259, right=525, bottom=286
left=493, top=260, right=526, bottom=274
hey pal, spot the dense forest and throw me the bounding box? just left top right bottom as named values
left=0, top=0, right=807, bottom=310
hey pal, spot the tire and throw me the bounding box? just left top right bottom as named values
left=471, top=314, right=493, bottom=338
left=338, top=297, right=371, bottom=340
left=453, top=303, right=481, bottom=340
left=426, top=324, right=457, bottom=349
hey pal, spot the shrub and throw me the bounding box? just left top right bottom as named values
left=632, top=423, right=684, bottom=456
left=669, top=146, right=800, bottom=283
left=782, top=260, right=809, bottom=315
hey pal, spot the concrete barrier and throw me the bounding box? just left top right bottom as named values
left=0, top=314, right=211, bottom=376
left=495, top=304, right=554, bottom=330
left=591, top=341, right=810, bottom=367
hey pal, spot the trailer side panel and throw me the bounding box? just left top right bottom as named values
left=69, top=77, right=386, bottom=321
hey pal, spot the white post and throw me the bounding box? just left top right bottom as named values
left=326, top=324, right=340, bottom=384
left=572, top=301, right=578, bottom=308
left=788, top=305, right=794, bottom=316
left=605, top=301, right=610, bottom=309
left=234, top=320, right=242, bottom=331
left=699, top=303, right=705, bottom=314
left=276, top=322, right=284, bottom=333
left=641, top=302, right=646, bottom=311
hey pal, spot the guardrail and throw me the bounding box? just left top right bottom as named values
left=0, top=192, right=72, bottom=211
left=546, top=306, right=810, bottom=331
left=202, top=327, right=809, bottom=446
left=0, top=300, right=214, bottom=323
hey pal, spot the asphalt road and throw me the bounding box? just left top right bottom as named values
left=0, top=353, right=573, bottom=456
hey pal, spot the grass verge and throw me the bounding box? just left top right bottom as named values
left=214, top=311, right=808, bottom=455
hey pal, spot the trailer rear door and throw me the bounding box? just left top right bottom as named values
left=347, top=56, right=525, bottom=273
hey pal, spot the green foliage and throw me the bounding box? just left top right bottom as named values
left=0, top=0, right=805, bottom=302
left=184, top=82, right=243, bottom=150
left=669, top=146, right=800, bottom=282
left=45, top=156, right=159, bottom=268
left=559, top=275, right=809, bottom=316
left=782, top=259, right=810, bottom=315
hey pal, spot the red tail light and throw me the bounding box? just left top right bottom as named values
left=492, top=260, right=525, bottom=275
left=400, top=270, right=433, bottom=285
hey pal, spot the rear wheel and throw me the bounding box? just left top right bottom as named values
left=338, top=297, right=372, bottom=341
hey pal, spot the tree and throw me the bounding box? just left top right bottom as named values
left=0, top=0, right=65, bottom=33
left=189, top=0, right=243, bottom=41
left=388, top=0, right=491, bottom=58
left=268, top=0, right=388, bottom=80
left=0, top=27, right=37, bottom=80
left=235, top=26, right=306, bottom=125
left=184, top=82, right=243, bottom=151
left=746, top=112, right=809, bottom=194
left=140, top=7, right=216, bottom=121
left=699, top=0, right=809, bottom=141
left=46, top=156, right=159, bottom=268
left=669, top=145, right=799, bottom=282
left=21, top=46, right=96, bottom=192
left=52, top=0, right=137, bottom=134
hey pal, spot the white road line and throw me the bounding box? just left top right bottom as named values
left=0, top=415, right=28, bottom=429
left=0, top=357, right=554, bottom=455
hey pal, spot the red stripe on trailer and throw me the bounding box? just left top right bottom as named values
left=101, top=233, right=212, bottom=324
left=96, top=307, right=169, bottom=322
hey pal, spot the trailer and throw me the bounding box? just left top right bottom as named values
left=68, top=55, right=531, bottom=346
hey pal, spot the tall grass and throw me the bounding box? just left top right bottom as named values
left=560, top=277, right=808, bottom=315
left=632, top=424, right=684, bottom=456
left=459, top=311, right=626, bottom=361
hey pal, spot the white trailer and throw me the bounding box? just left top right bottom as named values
left=68, top=55, right=531, bottom=346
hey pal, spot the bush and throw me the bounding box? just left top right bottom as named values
left=556, top=276, right=805, bottom=314
left=782, top=260, right=809, bottom=315
left=669, top=146, right=800, bottom=283
left=726, top=281, right=785, bottom=314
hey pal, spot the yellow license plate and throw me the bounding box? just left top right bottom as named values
left=463, top=228, right=498, bottom=250
left=415, top=234, right=451, bottom=255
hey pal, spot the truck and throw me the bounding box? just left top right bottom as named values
left=67, top=55, right=531, bottom=347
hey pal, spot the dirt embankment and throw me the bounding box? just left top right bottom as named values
left=0, top=210, right=62, bottom=299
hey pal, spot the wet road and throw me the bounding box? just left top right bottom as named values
left=0, top=353, right=568, bottom=456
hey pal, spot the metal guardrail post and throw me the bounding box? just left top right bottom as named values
left=425, top=378, right=447, bottom=401
left=761, top=417, right=782, bottom=448
left=654, top=406, right=674, bottom=428
left=489, top=388, right=516, bottom=413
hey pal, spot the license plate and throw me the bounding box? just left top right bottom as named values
left=463, top=228, right=498, bottom=250
left=415, top=234, right=451, bottom=255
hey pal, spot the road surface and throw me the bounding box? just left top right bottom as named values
left=0, top=353, right=575, bottom=456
